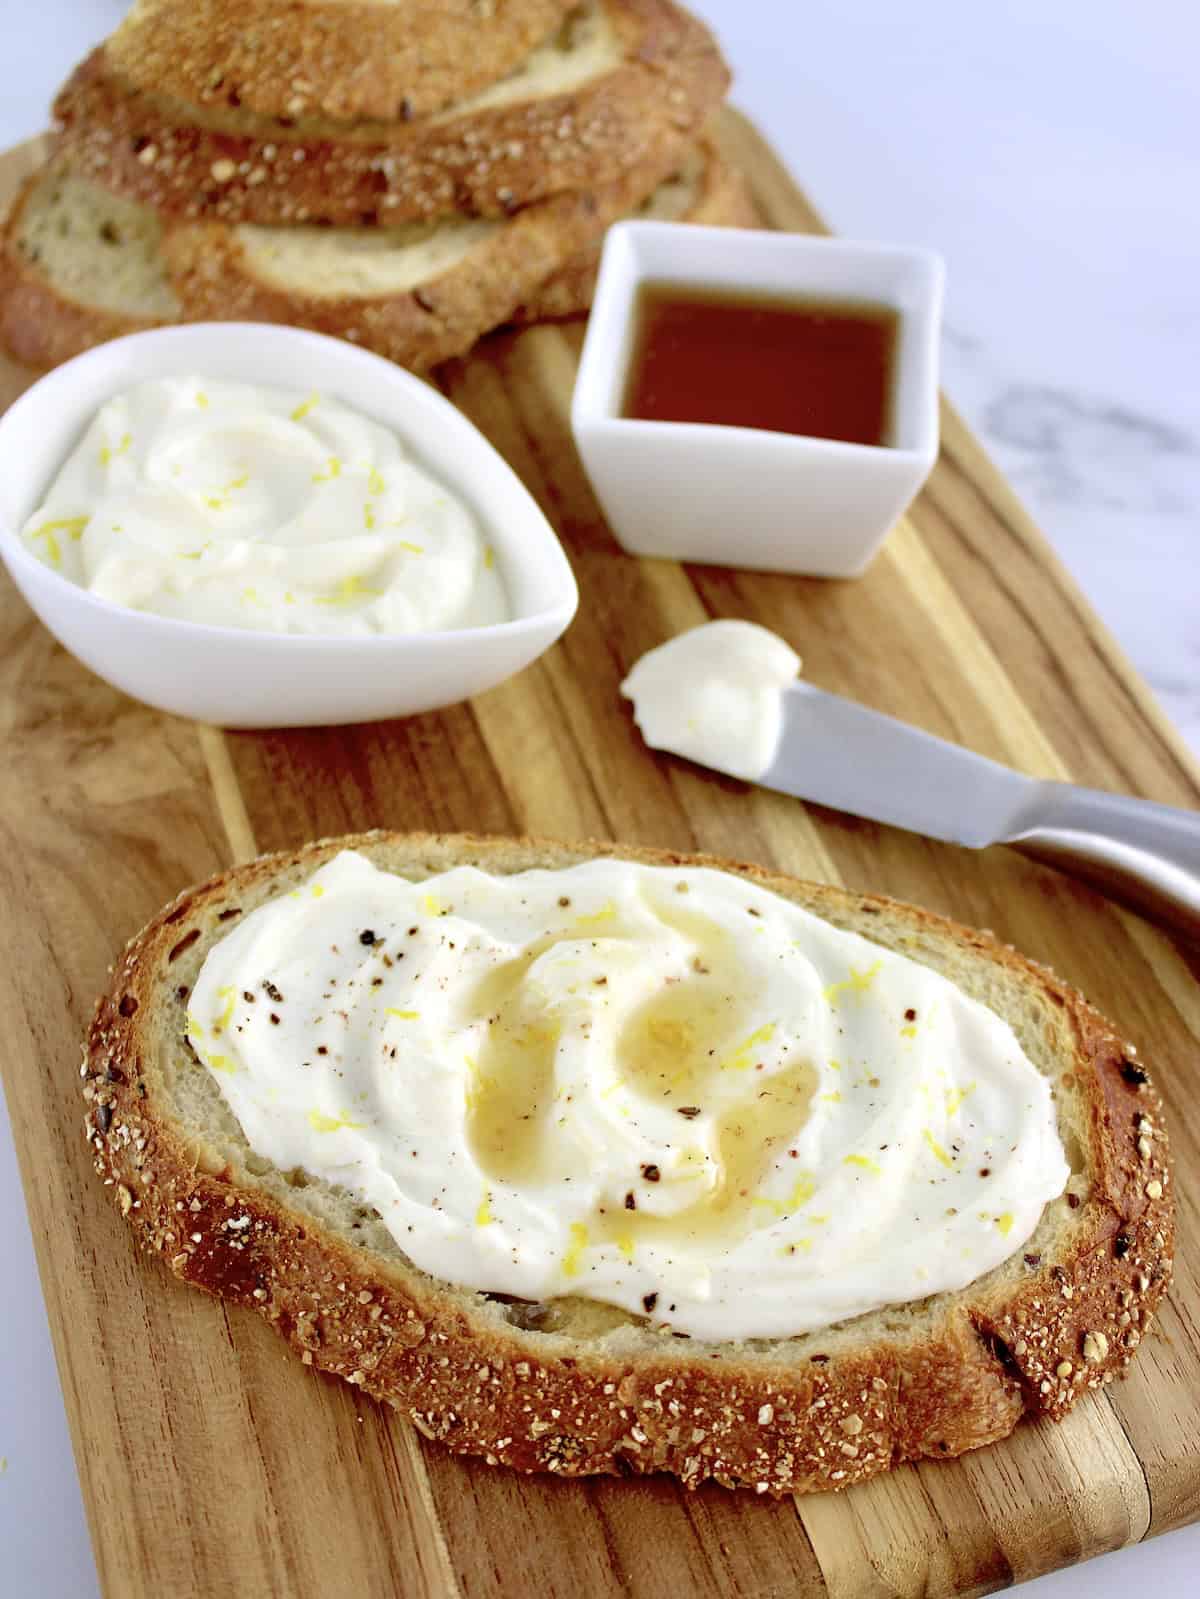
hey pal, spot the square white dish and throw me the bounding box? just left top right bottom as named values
left=571, top=222, right=944, bottom=577
left=0, top=324, right=578, bottom=727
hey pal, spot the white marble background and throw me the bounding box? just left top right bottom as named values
left=733, top=0, right=1200, bottom=758
left=1, top=2, right=1197, bottom=1595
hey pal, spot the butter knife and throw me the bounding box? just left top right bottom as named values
left=754, top=682, right=1200, bottom=943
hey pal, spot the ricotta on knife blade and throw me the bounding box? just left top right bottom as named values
left=620, top=620, right=799, bottom=780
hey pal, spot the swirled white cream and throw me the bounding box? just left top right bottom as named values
left=20, top=377, right=507, bottom=633
left=621, top=621, right=800, bottom=781
left=189, top=850, right=1069, bottom=1340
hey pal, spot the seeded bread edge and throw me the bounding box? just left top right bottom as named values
left=160, top=141, right=688, bottom=370
left=52, top=0, right=730, bottom=226
left=0, top=141, right=675, bottom=375
left=107, top=0, right=577, bottom=126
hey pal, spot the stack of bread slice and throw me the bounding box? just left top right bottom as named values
left=1, top=0, right=756, bottom=373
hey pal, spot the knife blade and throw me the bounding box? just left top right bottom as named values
left=750, top=682, right=1200, bottom=942
left=762, top=683, right=1039, bottom=847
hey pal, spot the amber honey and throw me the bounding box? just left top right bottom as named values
left=623, top=282, right=900, bottom=446
left=464, top=896, right=816, bottom=1245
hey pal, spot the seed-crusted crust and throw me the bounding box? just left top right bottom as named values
left=83, top=831, right=1174, bottom=1495
left=514, top=131, right=758, bottom=324
left=161, top=144, right=682, bottom=371
left=0, top=170, right=169, bottom=369
left=107, top=0, right=576, bottom=125
left=53, top=0, right=730, bottom=226
left=0, top=142, right=675, bottom=375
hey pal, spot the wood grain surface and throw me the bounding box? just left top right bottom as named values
left=0, top=114, right=1197, bottom=1599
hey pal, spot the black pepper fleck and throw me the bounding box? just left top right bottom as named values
left=1120, top=1060, right=1148, bottom=1086
left=360, top=929, right=377, bottom=946
left=1114, top=1233, right=1131, bottom=1259
left=642, top=1292, right=658, bottom=1314
left=641, top=1164, right=660, bottom=1182
left=624, top=1192, right=636, bottom=1211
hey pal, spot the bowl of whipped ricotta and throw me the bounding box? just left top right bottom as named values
left=0, top=324, right=577, bottom=725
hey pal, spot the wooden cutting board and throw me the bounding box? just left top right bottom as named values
left=1, top=116, right=1198, bottom=1599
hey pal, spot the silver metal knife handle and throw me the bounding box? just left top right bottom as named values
left=1003, top=782, right=1200, bottom=944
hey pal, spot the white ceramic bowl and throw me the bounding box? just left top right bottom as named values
left=571, top=222, right=945, bottom=577
left=0, top=325, right=578, bottom=726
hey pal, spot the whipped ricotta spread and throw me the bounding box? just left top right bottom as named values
left=21, top=377, right=508, bottom=634
left=189, top=849, right=1069, bottom=1340
left=621, top=620, right=800, bottom=781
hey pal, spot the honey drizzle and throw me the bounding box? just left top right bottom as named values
left=465, top=891, right=818, bottom=1246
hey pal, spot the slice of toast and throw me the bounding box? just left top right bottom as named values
left=160, top=140, right=682, bottom=369
left=0, top=163, right=176, bottom=369
left=515, top=132, right=759, bottom=323
left=53, top=0, right=729, bottom=226
left=107, top=0, right=577, bottom=125
left=84, top=830, right=1173, bottom=1496
left=0, top=143, right=671, bottom=371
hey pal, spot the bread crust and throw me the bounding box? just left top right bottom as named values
left=0, top=169, right=170, bottom=369
left=0, top=142, right=673, bottom=374
left=514, top=132, right=758, bottom=323
left=83, top=831, right=1174, bottom=1496
left=161, top=145, right=679, bottom=370
left=53, top=0, right=730, bottom=226
left=107, top=0, right=576, bottom=125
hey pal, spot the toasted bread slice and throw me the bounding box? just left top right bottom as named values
left=161, top=142, right=681, bottom=369
left=0, top=143, right=669, bottom=372
left=0, top=163, right=176, bottom=369
left=85, top=831, right=1173, bottom=1496
left=516, top=133, right=758, bottom=323
left=53, top=0, right=729, bottom=226
left=108, top=0, right=576, bottom=124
